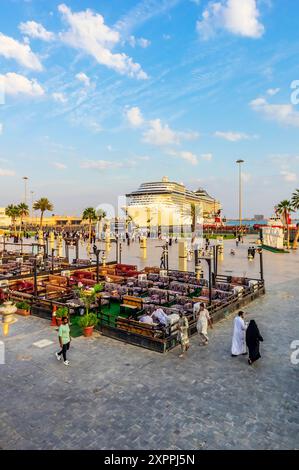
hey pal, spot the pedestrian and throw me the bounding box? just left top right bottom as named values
left=246, top=320, right=263, bottom=365
left=55, top=316, right=71, bottom=366
left=231, top=311, right=247, bottom=357
left=194, top=302, right=213, bottom=345
left=235, top=237, right=239, bottom=247
left=178, top=313, right=190, bottom=358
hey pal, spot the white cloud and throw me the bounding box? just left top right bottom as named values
left=214, top=131, right=252, bottom=142
left=0, top=72, right=44, bottom=97
left=80, top=160, right=124, bottom=170
left=76, top=72, right=91, bottom=86
left=143, top=119, right=198, bottom=147
left=0, top=168, right=16, bottom=176
left=143, top=119, right=180, bottom=146
left=250, top=97, right=299, bottom=128
left=53, top=162, right=67, bottom=170
left=267, top=87, right=280, bottom=96
left=19, top=21, right=55, bottom=41
left=280, top=170, right=297, bottom=182
left=197, top=0, right=264, bottom=40
left=179, top=151, right=198, bottom=165
left=58, top=4, right=147, bottom=80
left=128, top=36, right=151, bottom=48
left=126, top=106, right=144, bottom=127
left=0, top=32, right=43, bottom=70
left=52, top=92, right=67, bottom=103
left=201, top=153, right=213, bottom=161
left=167, top=149, right=198, bottom=165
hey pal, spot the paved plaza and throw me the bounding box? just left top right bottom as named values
left=1, top=237, right=299, bottom=450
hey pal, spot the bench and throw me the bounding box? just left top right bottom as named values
left=116, top=317, right=163, bottom=338
left=120, top=295, right=143, bottom=314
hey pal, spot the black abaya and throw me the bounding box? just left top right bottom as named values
left=246, top=320, right=264, bottom=363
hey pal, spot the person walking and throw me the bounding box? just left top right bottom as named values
left=178, top=313, right=190, bottom=357
left=246, top=320, right=263, bottom=365
left=235, top=237, right=239, bottom=247
left=231, top=311, right=247, bottom=356
left=55, top=316, right=71, bottom=366
left=195, top=302, right=213, bottom=345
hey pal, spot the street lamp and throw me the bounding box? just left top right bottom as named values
left=22, top=176, right=29, bottom=205
left=236, top=160, right=244, bottom=231
left=30, top=190, right=34, bottom=222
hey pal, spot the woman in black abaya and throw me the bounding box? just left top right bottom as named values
left=246, top=320, right=264, bottom=365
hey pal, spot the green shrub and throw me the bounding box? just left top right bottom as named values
left=56, top=306, right=69, bottom=318
left=93, top=283, right=104, bottom=294
left=78, top=312, right=98, bottom=328
left=16, top=301, right=31, bottom=311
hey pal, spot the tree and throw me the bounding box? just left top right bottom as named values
left=276, top=200, right=293, bottom=249
left=18, top=202, right=29, bottom=236
left=82, top=207, right=97, bottom=251
left=33, top=198, right=54, bottom=229
left=5, top=204, right=20, bottom=235
left=291, top=189, right=299, bottom=249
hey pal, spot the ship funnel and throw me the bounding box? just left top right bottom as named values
left=162, top=176, right=169, bottom=182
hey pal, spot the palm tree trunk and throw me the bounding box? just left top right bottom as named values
left=39, top=212, right=44, bottom=229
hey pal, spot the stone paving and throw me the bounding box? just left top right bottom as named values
left=0, top=238, right=299, bottom=450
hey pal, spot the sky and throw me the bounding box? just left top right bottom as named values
left=0, top=0, right=299, bottom=218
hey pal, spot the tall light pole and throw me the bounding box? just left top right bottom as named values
left=22, top=176, right=29, bottom=205
left=236, top=160, right=244, bottom=231
left=30, top=191, right=34, bottom=220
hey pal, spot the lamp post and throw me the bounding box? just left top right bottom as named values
left=30, top=190, right=34, bottom=226
left=236, top=160, right=244, bottom=232
left=22, top=176, right=29, bottom=205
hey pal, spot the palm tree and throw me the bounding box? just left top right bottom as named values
left=276, top=200, right=294, bottom=249
left=33, top=198, right=54, bottom=229
left=5, top=204, right=20, bottom=235
left=82, top=207, right=97, bottom=249
left=291, top=189, right=299, bottom=249
left=18, top=202, right=29, bottom=236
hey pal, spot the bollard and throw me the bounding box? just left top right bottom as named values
left=140, top=236, right=147, bottom=259
left=178, top=241, right=187, bottom=272
left=57, top=234, right=63, bottom=258
left=217, top=236, right=224, bottom=261
left=49, top=231, right=55, bottom=250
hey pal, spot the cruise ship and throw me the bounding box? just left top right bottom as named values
left=125, top=177, right=221, bottom=229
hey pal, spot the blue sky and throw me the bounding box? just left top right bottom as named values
left=0, top=0, right=299, bottom=218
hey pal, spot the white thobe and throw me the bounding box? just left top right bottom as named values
left=231, top=316, right=247, bottom=355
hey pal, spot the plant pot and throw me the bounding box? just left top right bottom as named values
left=83, top=326, right=94, bottom=337
left=16, top=308, right=31, bottom=316
left=56, top=318, right=62, bottom=326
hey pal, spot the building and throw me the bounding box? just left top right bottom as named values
left=0, top=207, right=11, bottom=228
left=24, top=215, right=82, bottom=227
left=254, top=214, right=265, bottom=221
left=125, top=177, right=221, bottom=229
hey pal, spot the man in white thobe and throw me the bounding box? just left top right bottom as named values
left=231, top=311, right=247, bottom=356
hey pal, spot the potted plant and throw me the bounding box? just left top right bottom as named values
left=55, top=306, right=68, bottom=326
left=16, top=301, right=31, bottom=316
left=78, top=312, right=98, bottom=337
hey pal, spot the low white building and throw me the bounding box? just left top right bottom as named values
left=0, top=207, right=11, bottom=228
